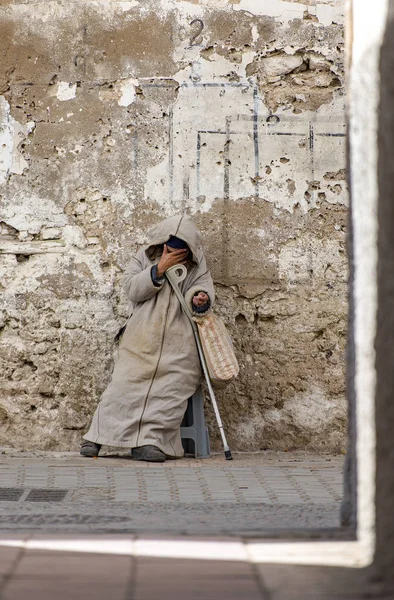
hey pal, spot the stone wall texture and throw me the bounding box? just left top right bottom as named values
left=0, top=0, right=347, bottom=452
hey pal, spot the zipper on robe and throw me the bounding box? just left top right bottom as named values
left=135, top=290, right=173, bottom=447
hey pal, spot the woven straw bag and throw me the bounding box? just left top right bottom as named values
left=165, top=264, right=239, bottom=388
left=194, top=312, right=239, bottom=387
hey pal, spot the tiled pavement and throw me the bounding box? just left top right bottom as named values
left=0, top=451, right=344, bottom=534
left=0, top=454, right=342, bottom=504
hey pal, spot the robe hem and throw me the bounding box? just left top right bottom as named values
left=83, top=433, right=184, bottom=458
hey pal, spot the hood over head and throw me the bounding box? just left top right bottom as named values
left=146, top=215, right=202, bottom=264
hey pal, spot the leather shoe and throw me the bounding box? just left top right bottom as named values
left=80, top=440, right=101, bottom=457
left=131, top=445, right=166, bottom=462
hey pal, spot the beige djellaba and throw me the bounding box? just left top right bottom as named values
left=84, top=215, right=215, bottom=457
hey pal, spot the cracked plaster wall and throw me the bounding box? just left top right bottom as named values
left=0, top=0, right=347, bottom=452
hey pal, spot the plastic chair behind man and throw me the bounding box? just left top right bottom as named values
left=180, top=386, right=211, bottom=458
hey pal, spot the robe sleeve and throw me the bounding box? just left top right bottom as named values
left=184, top=255, right=215, bottom=312
left=122, top=254, right=164, bottom=303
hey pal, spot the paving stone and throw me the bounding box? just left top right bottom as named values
left=256, top=564, right=388, bottom=599
left=134, top=557, right=263, bottom=600
left=1, top=578, right=132, bottom=600
left=0, top=547, right=23, bottom=576
left=12, top=550, right=133, bottom=582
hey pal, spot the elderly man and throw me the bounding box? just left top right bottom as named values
left=80, top=215, right=214, bottom=462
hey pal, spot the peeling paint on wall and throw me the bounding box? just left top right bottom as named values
left=117, top=77, right=139, bottom=106
left=56, top=82, right=77, bottom=102
left=233, top=0, right=342, bottom=27
left=144, top=87, right=345, bottom=214
left=0, top=97, right=35, bottom=184
left=0, top=0, right=347, bottom=452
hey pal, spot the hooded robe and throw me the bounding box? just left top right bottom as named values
left=83, top=215, right=215, bottom=457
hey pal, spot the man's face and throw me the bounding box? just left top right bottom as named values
left=165, top=244, right=189, bottom=258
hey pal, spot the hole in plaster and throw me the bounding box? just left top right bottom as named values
left=266, top=114, right=280, bottom=124
left=235, top=313, right=248, bottom=324
left=16, top=255, right=30, bottom=263
left=23, top=361, right=37, bottom=372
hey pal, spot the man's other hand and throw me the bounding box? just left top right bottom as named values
left=192, top=292, right=209, bottom=307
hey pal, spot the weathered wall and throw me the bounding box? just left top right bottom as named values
left=0, top=0, right=347, bottom=452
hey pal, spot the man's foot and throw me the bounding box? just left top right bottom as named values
left=131, top=445, right=166, bottom=462
left=80, top=440, right=101, bottom=457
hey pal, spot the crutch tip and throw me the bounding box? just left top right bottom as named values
left=225, top=450, right=233, bottom=460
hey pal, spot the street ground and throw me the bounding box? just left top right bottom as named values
left=0, top=450, right=344, bottom=535
left=0, top=450, right=369, bottom=600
